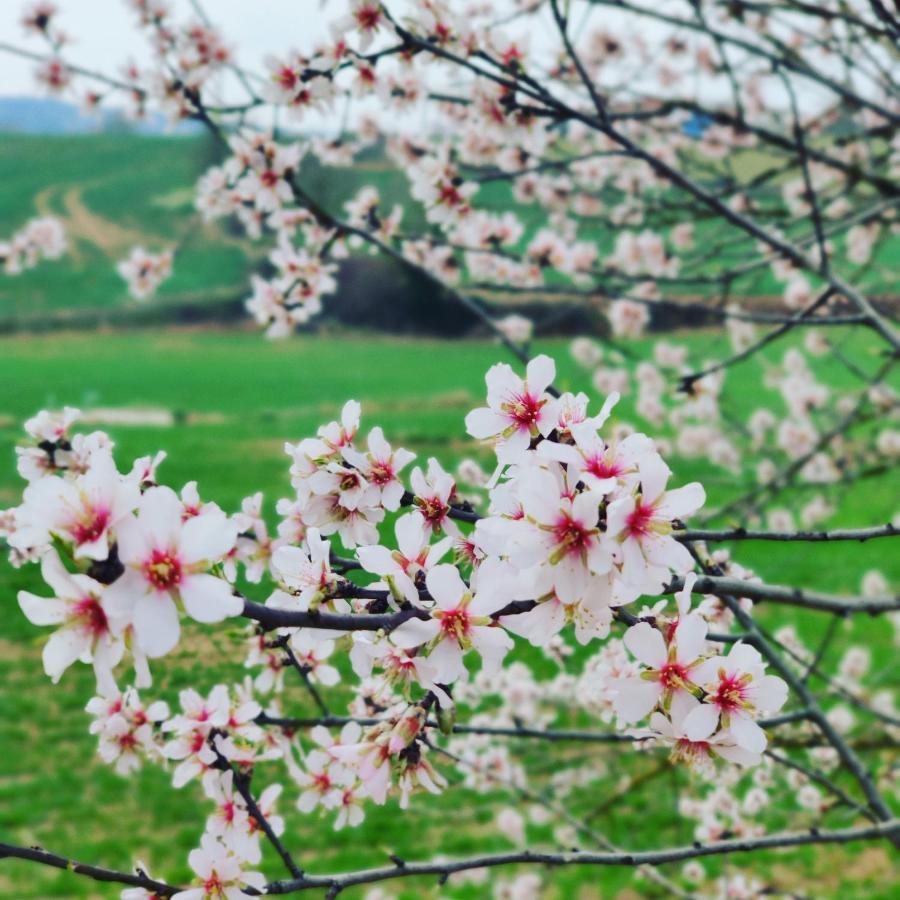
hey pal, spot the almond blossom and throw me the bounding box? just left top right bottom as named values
left=606, top=453, right=705, bottom=593
left=269, top=526, right=340, bottom=611
left=356, top=512, right=452, bottom=607
left=408, top=457, right=461, bottom=537
left=105, top=486, right=240, bottom=657
left=612, top=605, right=709, bottom=724
left=683, top=643, right=789, bottom=754
left=633, top=692, right=762, bottom=769
left=171, top=833, right=265, bottom=900
left=341, top=426, right=415, bottom=511
left=509, top=463, right=614, bottom=606
left=116, top=246, right=174, bottom=300
left=389, top=562, right=513, bottom=685
left=18, top=549, right=126, bottom=692
left=86, top=687, right=169, bottom=777
left=465, top=355, right=558, bottom=463
left=12, top=448, right=139, bottom=561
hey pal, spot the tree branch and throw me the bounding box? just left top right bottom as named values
left=264, top=821, right=900, bottom=894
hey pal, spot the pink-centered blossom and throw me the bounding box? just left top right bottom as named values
left=466, top=355, right=558, bottom=463
left=171, top=833, right=265, bottom=900
left=18, top=549, right=126, bottom=692
left=342, top=426, right=415, bottom=511
left=683, top=643, right=788, bottom=754
left=606, top=452, right=705, bottom=592
left=13, top=449, right=139, bottom=561
left=105, top=486, right=240, bottom=658
left=390, top=562, right=513, bottom=684
left=356, top=512, right=452, bottom=607
left=613, top=606, right=708, bottom=724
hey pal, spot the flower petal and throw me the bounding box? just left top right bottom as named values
left=623, top=621, right=666, bottom=668
left=683, top=702, right=720, bottom=742
left=180, top=573, right=242, bottom=623
left=134, top=592, right=180, bottom=658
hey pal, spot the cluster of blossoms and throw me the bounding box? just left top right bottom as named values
left=617, top=586, right=788, bottom=763
left=193, top=131, right=352, bottom=335
left=1, top=353, right=798, bottom=876
left=116, top=246, right=174, bottom=300
left=0, top=216, right=66, bottom=275
left=6, top=406, right=242, bottom=686
left=569, top=322, right=900, bottom=511
left=86, top=682, right=273, bottom=899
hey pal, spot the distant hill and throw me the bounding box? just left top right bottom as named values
left=0, top=95, right=202, bottom=135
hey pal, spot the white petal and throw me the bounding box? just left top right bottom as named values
left=43, top=627, right=89, bottom=682
left=752, top=675, right=789, bottom=713
left=525, top=354, right=555, bottom=393
left=180, top=573, right=242, bottom=623
left=138, top=486, right=183, bottom=548
left=496, top=427, right=532, bottom=464
left=683, top=702, right=720, bottom=741
left=638, top=453, right=670, bottom=504
left=465, top=407, right=507, bottom=440
left=425, top=637, right=466, bottom=683
left=655, top=482, right=706, bottom=521
left=612, top=677, right=661, bottom=723
left=356, top=545, right=394, bottom=577
left=675, top=613, right=707, bottom=664
left=18, top=592, right=68, bottom=626
left=390, top=616, right=441, bottom=649
left=395, top=512, right=425, bottom=560
left=180, top=514, right=237, bottom=565
left=40, top=549, right=83, bottom=599
left=134, top=592, right=180, bottom=658
left=730, top=715, right=768, bottom=754
left=469, top=625, right=513, bottom=674
left=623, top=621, right=666, bottom=668
left=425, top=564, right=466, bottom=610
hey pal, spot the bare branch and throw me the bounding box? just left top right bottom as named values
left=263, top=821, right=900, bottom=895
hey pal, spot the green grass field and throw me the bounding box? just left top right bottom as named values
left=0, top=327, right=897, bottom=898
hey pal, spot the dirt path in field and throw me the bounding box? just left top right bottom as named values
left=33, top=181, right=169, bottom=259
left=61, top=184, right=157, bottom=257
left=33, top=184, right=84, bottom=264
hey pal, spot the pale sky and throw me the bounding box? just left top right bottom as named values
left=0, top=0, right=334, bottom=96
left=0, top=0, right=854, bottom=118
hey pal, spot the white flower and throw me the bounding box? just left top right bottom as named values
left=408, top=458, right=460, bottom=536
left=18, top=549, right=126, bottom=693
left=509, top=463, right=613, bottom=605
left=634, top=692, right=763, bottom=769
left=606, top=453, right=705, bottom=592
left=270, top=527, right=339, bottom=610
left=613, top=606, right=708, bottom=724
left=390, top=563, right=513, bottom=684
left=465, top=355, right=558, bottom=463
left=172, top=833, right=265, bottom=900
left=105, top=487, right=240, bottom=658
left=356, top=513, right=452, bottom=607
left=12, top=449, right=139, bottom=561
left=342, top=426, right=415, bottom=512
left=683, top=643, right=788, bottom=753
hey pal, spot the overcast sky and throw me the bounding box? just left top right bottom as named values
left=0, top=1, right=842, bottom=116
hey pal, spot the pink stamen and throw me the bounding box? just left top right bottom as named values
left=142, top=549, right=182, bottom=591
left=72, top=595, right=109, bottom=637
left=626, top=500, right=655, bottom=537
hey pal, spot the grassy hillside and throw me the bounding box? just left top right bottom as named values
left=0, top=329, right=896, bottom=898
left=0, top=133, right=252, bottom=319
left=4, top=132, right=896, bottom=334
